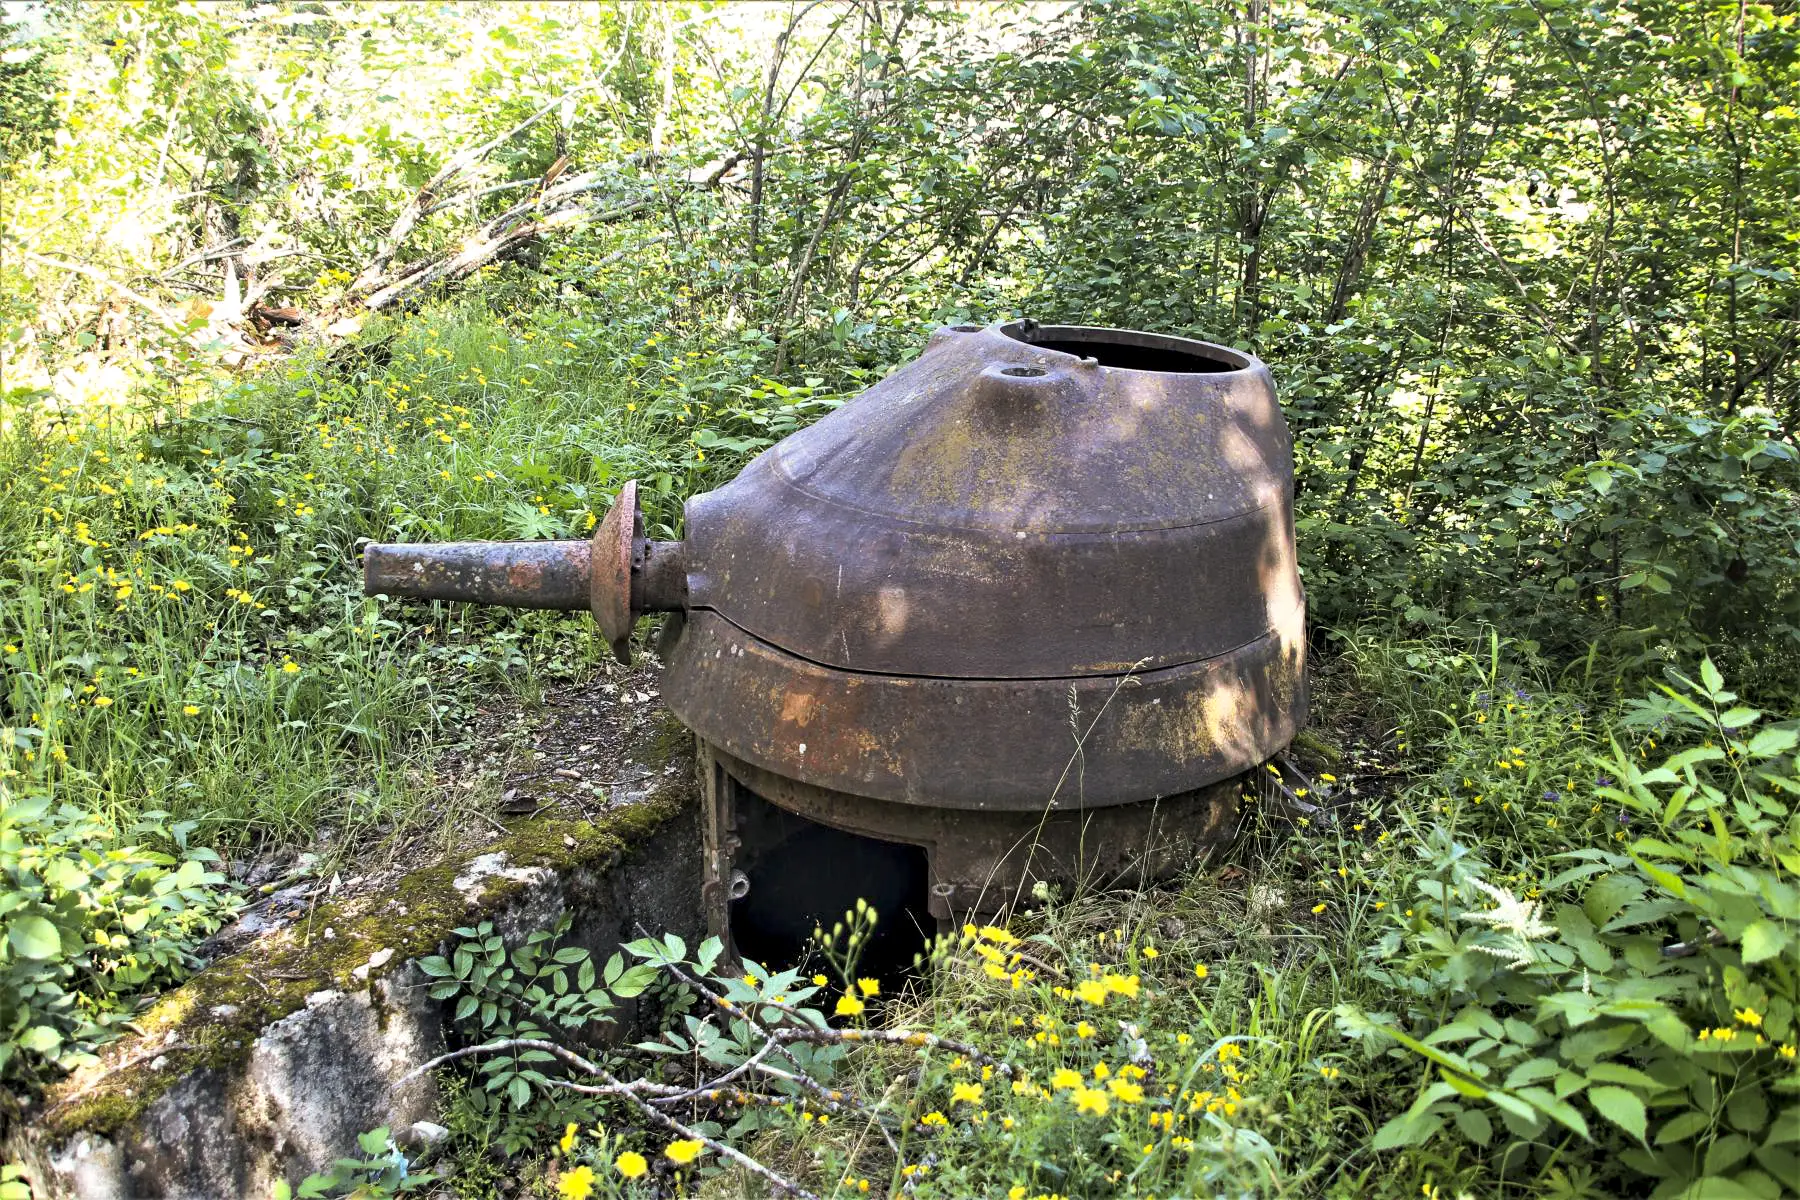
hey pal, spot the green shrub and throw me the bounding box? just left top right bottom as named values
left=0, top=787, right=238, bottom=1084
left=1338, top=659, right=1799, bottom=1198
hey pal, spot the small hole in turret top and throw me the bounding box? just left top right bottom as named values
left=1000, top=366, right=1047, bottom=378
left=947, top=324, right=982, bottom=332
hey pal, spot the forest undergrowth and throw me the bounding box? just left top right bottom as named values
left=3, top=1, right=1798, bottom=1197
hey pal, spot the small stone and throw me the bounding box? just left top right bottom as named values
left=322, top=927, right=336, bottom=940
left=553, top=768, right=582, bottom=781
left=150, top=1056, right=167, bottom=1071
left=210, top=1004, right=241, bottom=1021
left=563, top=835, right=576, bottom=847
left=367, top=948, right=394, bottom=970
left=351, top=964, right=370, bottom=982
left=410, top=1121, right=450, bottom=1145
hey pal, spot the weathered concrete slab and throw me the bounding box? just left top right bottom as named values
left=9, top=783, right=699, bottom=1200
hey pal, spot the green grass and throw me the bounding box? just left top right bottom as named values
left=0, top=294, right=844, bottom=850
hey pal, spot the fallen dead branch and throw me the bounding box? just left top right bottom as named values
left=339, top=100, right=745, bottom=315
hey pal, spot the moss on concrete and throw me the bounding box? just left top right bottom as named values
left=39, top=787, right=691, bottom=1142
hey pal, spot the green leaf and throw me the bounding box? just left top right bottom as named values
left=507, top=1075, right=530, bottom=1110
left=1588, top=469, right=1613, bottom=495
left=1740, top=921, right=1789, bottom=964
left=1745, top=728, right=1798, bottom=757
left=1516, top=1086, right=1592, bottom=1140
left=17, top=1025, right=62, bottom=1053
left=612, top=964, right=658, bottom=999
left=1703, top=1133, right=1754, bottom=1176
left=1632, top=854, right=1688, bottom=900
left=1658, top=1110, right=1713, bottom=1145
left=1370, top=1107, right=1443, bottom=1150
left=1586, top=1063, right=1663, bottom=1091
left=1454, top=1106, right=1493, bottom=1145
left=1673, top=1177, right=1773, bottom=1200
left=1699, top=658, right=1726, bottom=697
left=1505, top=1058, right=1560, bottom=1089
left=417, top=955, right=453, bottom=978
left=696, top=936, right=723, bottom=974
left=1588, top=1086, right=1648, bottom=1143
left=8, top=914, right=62, bottom=960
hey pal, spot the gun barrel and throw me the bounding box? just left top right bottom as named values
left=362, top=540, right=594, bottom=610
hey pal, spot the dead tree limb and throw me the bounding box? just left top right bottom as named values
left=349, top=151, right=743, bottom=315
left=347, top=84, right=601, bottom=296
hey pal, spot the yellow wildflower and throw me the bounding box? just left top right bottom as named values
left=1073, top=1086, right=1110, bottom=1116
left=1193, top=964, right=1209, bottom=980
left=560, top=1122, right=579, bottom=1153
left=857, top=977, right=880, bottom=997
left=952, top=1081, right=983, bottom=1105
left=663, top=1139, right=705, bottom=1165
left=557, top=1164, right=595, bottom=1200
left=1107, top=1079, right=1144, bottom=1104
left=614, top=1151, right=647, bottom=1179
left=835, top=993, right=865, bottom=1017
left=1051, top=1068, right=1082, bottom=1090
left=1075, top=979, right=1109, bottom=1005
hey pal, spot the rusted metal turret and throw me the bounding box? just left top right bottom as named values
left=365, top=320, right=1306, bottom=929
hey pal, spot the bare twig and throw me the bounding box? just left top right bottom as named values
left=399, top=1038, right=818, bottom=1197
left=349, top=82, right=601, bottom=293
left=595, top=1062, right=821, bottom=1199
left=18, top=251, right=188, bottom=334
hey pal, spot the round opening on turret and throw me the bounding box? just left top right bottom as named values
left=1001, top=322, right=1249, bottom=374
left=1000, top=366, right=1047, bottom=378
left=946, top=324, right=983, bottom=332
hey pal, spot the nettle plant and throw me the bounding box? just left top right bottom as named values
left=418, top=915, right=659, bottom=1112
left=1340, top=661, right=1799, bottom=1197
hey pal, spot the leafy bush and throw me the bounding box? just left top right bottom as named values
left=419, top=915, right=658, bottom=1113
left=1339, top=659, right=1799, bottom=1197
left=0, top=788, right=237, bottom=1084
